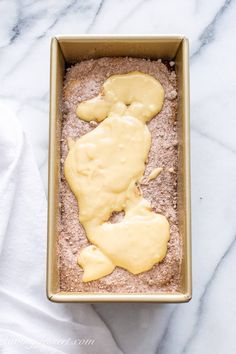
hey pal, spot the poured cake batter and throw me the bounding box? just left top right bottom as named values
left=59, top=57, right=182, bottom=293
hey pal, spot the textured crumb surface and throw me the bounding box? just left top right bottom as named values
left=58, top=57, right=182, bottom=293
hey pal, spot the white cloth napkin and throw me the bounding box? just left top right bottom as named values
left=0, top=103, right=122, bottom=354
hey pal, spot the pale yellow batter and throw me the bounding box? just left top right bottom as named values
left=64, top=72, right=170, bottom=282
left=148, top=167, right=163, bottom=181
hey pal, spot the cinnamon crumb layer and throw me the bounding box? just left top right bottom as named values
left=59, top=57, right=182, bottom=293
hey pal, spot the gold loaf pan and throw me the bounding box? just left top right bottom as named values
left=47, top=35, right=191, bottom=303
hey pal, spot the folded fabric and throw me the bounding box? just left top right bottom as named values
left=0, top=103, right=122, bottom=354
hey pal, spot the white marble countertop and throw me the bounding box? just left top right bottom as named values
left=0, top=0, right=236, bottom=353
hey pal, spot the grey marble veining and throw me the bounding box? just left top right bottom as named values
left=0, top=0, right=236, bottom=353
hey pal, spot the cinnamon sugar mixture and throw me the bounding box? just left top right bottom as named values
left=59, top=57, right=182, bottom=293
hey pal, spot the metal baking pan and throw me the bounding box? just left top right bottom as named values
left=47, top=35, right=191, bottom=302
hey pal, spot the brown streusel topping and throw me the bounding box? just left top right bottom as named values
left=59, top=57, right=182, bottom=293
